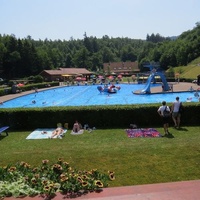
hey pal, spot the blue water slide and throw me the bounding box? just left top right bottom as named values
left=141, top=72, right=169, bottom=93
left=141, top=74, right=154, bottom=93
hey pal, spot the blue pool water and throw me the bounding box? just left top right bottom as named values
left=0, top=84, right=199, bottom=108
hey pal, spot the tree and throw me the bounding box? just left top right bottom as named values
left=0, top=43, right=6, bottom=67
left=101, top=47, right=115, bottom=63
left=83, top=32, right=93, bottom=52
left=90, top=52, right=103, bottom=71
left=72, top=47, right=91, bottom=68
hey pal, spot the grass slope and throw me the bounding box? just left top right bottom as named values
left=0, top=127, right=200, bottom=187
left=173, top=57, right=200, bottom=79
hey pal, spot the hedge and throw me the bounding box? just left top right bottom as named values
left=0, top=82, right=59, bottom=96
left=0, top=103, right=199, bottom=130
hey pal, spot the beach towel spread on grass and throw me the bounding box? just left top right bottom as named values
left=126, top=128, right=162, bottom=138
left=26, top=128, right=67, bottom=139
left=70, top=129, right=84, bottom=135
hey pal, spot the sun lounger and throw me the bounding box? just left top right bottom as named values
left=0, top=126, right=9, bottom=136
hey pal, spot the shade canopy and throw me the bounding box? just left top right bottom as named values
left=17, top=83, right=24, bottom=87
left=98, top=75, right=104, bottom=79
left=75, top=77, right=86, bottom=81
left=108, top=75, right=114, bottom=80
left=62, top=74, right=74, bottom=77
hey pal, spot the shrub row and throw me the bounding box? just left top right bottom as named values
left=0, top=103, right=199, bottom=130
left=0, top=82, right=59, bottom=96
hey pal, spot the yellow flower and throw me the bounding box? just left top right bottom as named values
left=42, top=159, right=49, bottom=164
left=82, top=181, right=88, bottom=187
left=32, top=167, right=38, bottom=172
left=60, top=173, right=66, bottom=178
left=61, top=177, right=68, bottom=182
left=24, top=176, right=29, bottom=181
left=87, top=171, right=93, bottom=175
left=34, top=174, right=40, bottom=179
left=57, top=164, right=63, bottom=171
left=20, top=161, right=26, bottom=166
left=52, top=164, right=58, bottom=170
left=95, top=180, right=103, bottom=188
left=109, top=173, right=115, bottom=180
left=31, top=178, right=37, bottom=184
left=91, top=169, right=97, bottom=173
left=77, top=176, right=83, bottom=183
left=63, top=162, right=69, bottom=166
left=82, top=175, right=89, bottom=180
left=53, top=164, right=63, bottom=171
left=49, top=183, right=54, bottom=188
left=53, top=183, right=60, bottom=189
left=24, top=163, right=31, bottom=168
left=44, top=186, right=50, bottom=191
left=42, top=180, right=48, bottom=185
left=8, top=166, right=16, bottom=172
left=19, top=162, right=30, bottom=168
left=57, top=158, right=63, bottom=163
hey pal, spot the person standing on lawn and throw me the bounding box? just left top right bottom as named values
left=171, top=96, right=182, bottom=129
left=157, top=101, right=171, bottom=136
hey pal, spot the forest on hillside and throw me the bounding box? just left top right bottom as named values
left=0, top=22, right=200, bottom=80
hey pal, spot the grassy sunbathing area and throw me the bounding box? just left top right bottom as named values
left=0, top=126, right=200, bottom=188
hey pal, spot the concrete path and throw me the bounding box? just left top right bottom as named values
left=4, top=180, right=200, bottom=200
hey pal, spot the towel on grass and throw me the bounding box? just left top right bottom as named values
left=70, top=129, right=84, bottom=135
left=26, top=128, right=67, bottom=139
left=126, top=128, right=162, bottom=138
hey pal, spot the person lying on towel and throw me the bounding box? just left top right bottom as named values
left=50, top=127, right=64, bottom=139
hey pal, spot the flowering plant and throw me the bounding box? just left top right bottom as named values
left=0, top=158, right=115, bottom=199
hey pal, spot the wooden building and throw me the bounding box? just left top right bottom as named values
left=39, top=68, right=93, bottom=82
left=103, top=61, right=139, bottom=75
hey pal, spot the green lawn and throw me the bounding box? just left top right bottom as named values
left=1, top=126, right=200, bottom=187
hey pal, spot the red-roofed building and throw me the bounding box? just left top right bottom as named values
left=103, top=61, right=139, bottom=75
left=39, top=68, right=93, bottom=81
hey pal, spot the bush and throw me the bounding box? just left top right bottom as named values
left=33, top=75, right=44, bottom=83
left=0, top=82, right=59, bottom=96
left=0, top=103, right=199, bottom=130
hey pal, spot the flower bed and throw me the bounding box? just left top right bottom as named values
left=0, top=158, right=115, bottom=199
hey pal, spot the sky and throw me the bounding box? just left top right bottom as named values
left=0, top=0, right=200, bottom=41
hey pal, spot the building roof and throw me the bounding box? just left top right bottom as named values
left=103, top=62, right=139, bottom=73
left=40, top=68, right=93, bottom=76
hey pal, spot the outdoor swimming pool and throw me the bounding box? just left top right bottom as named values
left=0, top=83, right=199, bottom=108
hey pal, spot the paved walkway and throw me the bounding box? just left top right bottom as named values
left=5, top=180, right=200, bottom=200
left=151, top=82, right=199, bottom=94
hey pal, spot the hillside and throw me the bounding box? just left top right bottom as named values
left=168, top=57, right=200, bottom=79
